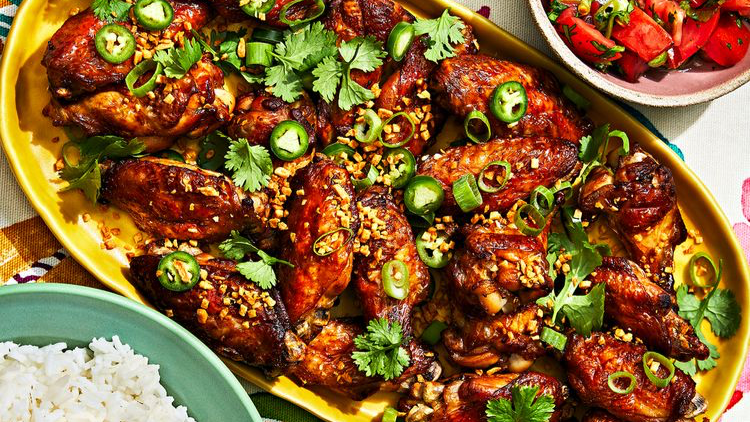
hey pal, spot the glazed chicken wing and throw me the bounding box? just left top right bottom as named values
left=589, top=257, right=708, bottom=361
left=130, top=252, right=305, bottom=374
left=418, top=137, right=579, bottom=215
left=430, top=54, right=592, bottom=144
left=227, top=90, right=317, bottom=147
left=207, top=0, right=319, bottom=25
left=579, top=145, right=687, bottom=289
left=583, top=409, right=627, bottom=422
left=564, top=333, right=706, bottom=422
left=277, top=156, right=360, bottom=339
left=101, top=157, right=268, bottom=242
left=399, top=372, right=567, bottom=422
left=353, top=186, right=430, bottom=334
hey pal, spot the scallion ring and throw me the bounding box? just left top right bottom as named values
left=382, top=407, right=399, bottom=422
left=689, top=252, right=720, bottom=288
left=607, top=371, right=636, bottom=395
left=251, top=27, right=284, bottom=44
left=246, top=42, right=274, bottom=67
left=421, top=321, right=448, bottom=345
left=514, top=203, right=546, bottom=236
left=125, top=60, right=163, bottom=98
left=279, top=0, right=325, bottom=26
left=354, top=109, right=383, bottom=144
left=478, top=160, right=511, bottom=193
left=313, top=227, right=354, bottom=257
left=379, top=112, right=416, bottom=148
left=642, top=351, right=675, bottom=388
left=382, top=259, right=410, bottom=300
left=531, top=185, right=555, bottom=216
left=352, top=165, right=379, bottom=191
left=553, top=181, right=573, bottom=200
left=452, top=174, right=483, bottom=213
left=562, top=84, right=591, bottom=111
left=61, top=142, right=81, bottom=168
left=540, top=327, right=567, bottom=351
left=608, top=130, right=630, bottom=156
left=464, top=110, right=491, bottom=144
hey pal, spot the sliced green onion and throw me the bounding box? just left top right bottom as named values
left=554, top=181, right=573, bottom=200
left=562, top=84, right=591, bottom=111
left=490, top=81, right=528, bottom=123
left=322, top=143, right=355, bottom=165
left=464, top=110, right=491, bottom=144
left=313, top=227, right=354, bottom=257
left=387, top=22, right=415, bottom=62
left=689, top=252, right=720, bottom=288
left=352, top=165, right=378, bottom=191
left=531, top=185, right=555, bottom=216
left=279, top=0, right=325, bottom=26
left=246, top=42, right=274, bottom=67
left=252, top=27, right=284, bottom=44
left=541, top=327, right=567, bottom=351
left=452, top=174, right=483, bottom=213
left=514, top=203, right=546, bottom=236
left=608, top=130, right=630, bottom=156
left=354, top=109, right=383, bottom=144
left=478, top=160, right=511, bottom=193
left=382, top=259, right=410, bottom=300
left=404, top=176, right=444, bottom=215
left=382, top=407, right=399, bottom=422
left=380, top=112, right=416, bottom=148
left=608, top=371, right=636, bottom=394
left=421, top=321, right=448, bottom=345
left=642, top=351, right=675, bottom=388
left=61, top=142, right=81, bottom=168
left=126, top=60, right=163, bottom=98
left=383, top=147, right=416, bottom=189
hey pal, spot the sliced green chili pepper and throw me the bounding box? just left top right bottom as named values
left=252, top=27, right=284, bottom=44
left=354, top=109, right=383, bottom=144
left=95, top=24, right=136, bottom=64
left=642, top=351, right=675, bottom=388
left=514, top=203, right=546, bottom=236
left=382, top=407, right=399, bottom=422
left=416, top=230, right=452, bottom=269
left=134, top=0, right=174, bottom=31
left=490, top=81, right=528, bottom=123
left=453, top=174, right=483, bottom=213
left=125, top=60, right=164, bottom=97
left=608, top=371, right=636, bottom=395
left=198, top=132, right=231, bottom=171
left=246, top=42, right=274, bottom=67
left=562, top=84, right=590, bottom=110
left=478, top=160, right=511, bottom=193
left=421, top=321, right=448, bottom=345
left=352, top=165, right=378, bottom=191
left=382, top=259, right=409, bottom=300
left=155, top=149, right=185, bottom=162
left=322, top=143, right=355, bottom=165
left=241, top=0, right=275, bottom=17
left=270, top=121, right=309, bottom=161
left=464, top=110, right=491, bottom=144
left=404, top=176, right=444, bottom=215
left=531, top=185, right=555, bottom=216
left=380, top=112, right=416, bottom=148
left=157, top=251, right=200, bottom=292
left=279, top=0, right=325, bottom=26
left=313, top=227, right=354, bottom=257
left=541, top=327, right=567, bottom=351
left=383, top=147, right=416, bottom=189
left=387, top=22, right=415, bottom=62
left=689, top=252, right=720, bottom=288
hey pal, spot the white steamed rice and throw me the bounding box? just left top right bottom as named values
left=0, top=336, right=196, bottom=422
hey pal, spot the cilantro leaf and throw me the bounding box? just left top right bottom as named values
left=236, top=261, right=277, bottom=290
left=220, top=231, right=293, bottom=289
left=265, top=65, right=304, bottom=102
left=153, top=38, right=203, bottom=79
left=340, top=36, right=387, bottom=72
left=414, top=9, right=466, bottom=63
left=352, top=318, right=410, bottom=380
left=486, top=385, right=555, bottom=422
left=561, top=283, right=606, bottom=336
left=60, top=161, right=102, bottom=203
left=547, top=0, right=570, bottom=22
left=219, top=230, right=262, bottom=261
left=312, top=56, right=344, bottom=103
left=338, top=72, right=376, bottom=111
left=704, top=288, right=742, bottom=338
left=92, top=0, right=132, bottom=22
left=224, top=138, right=273, bottom=192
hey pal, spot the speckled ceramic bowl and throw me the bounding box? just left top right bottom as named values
left=527, top=0, right=750, bottom=107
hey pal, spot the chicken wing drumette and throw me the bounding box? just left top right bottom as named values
left=227, top=90, right=317, bottom=147
left=579, top=145, right=687, bottom=290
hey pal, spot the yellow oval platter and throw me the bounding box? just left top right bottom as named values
left=1, top=0, right=749, bottom=421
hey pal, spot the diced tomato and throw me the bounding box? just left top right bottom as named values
left=691, top=0, right=708, bottom=7
left=644, top=0, right=686, bottom=46
left=668, top=11, right=720, bottom=68
left=556, top=8, right=624, bottom=64
left=612, top=7, right=674, bottom=61
left=722, top=0, right=750, bottom=17
left=702, top=13, right=750, bottom=66
left=617, top=50, right=650, bottom=82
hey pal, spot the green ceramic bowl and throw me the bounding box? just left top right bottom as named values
left=0, top=283, right=261, bottom=422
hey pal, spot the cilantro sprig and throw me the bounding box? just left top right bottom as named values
left=352, top=318, right=410, bottom=380
left=486, top=385, right=555, bottom=422
left=92, top=0, right=131, bottom=22
left=576, top=124, right=630, bottom=184
left=153, top=38, right=204, bottom=79
left=224, top=137, right=273, bottom=192
left=193, top=28, right=264, bottom=84
left=219, top=231, right=294, bottom=290
left=413, top=9, right=467, bottom=63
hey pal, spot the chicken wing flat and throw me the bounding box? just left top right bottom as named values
left=418, top=137, right=579, bottom=215
left=227, top=90, right=317, bottom=147
left=353, top=186, right=430, bottom=334
left=400, top=372, right=567, bottom=422
left=442, top=304, right=545, bottom=370
left=101, top=157, right=268, bottom=242
left=430, top=54, right=592, bottom=144
left=42, top=1, right=213, bottom=100
left=130, top=252, right=305, bottom=374
left=277, top=156, right=360, bottom=339
left=579, top=145, right=687, bottom=289
left=589, top=257, right=708, bottom=361
left=564, top=333, right=706, bottom=422
left=44, top=57, right=231, bottom=152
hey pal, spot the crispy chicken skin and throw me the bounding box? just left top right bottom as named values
left=564, top=333, right=705, bottom=422
left=399, top=372, right=567, bottom=422
left=583, top=409, right=627, bottom=422
left=579, top=145, right=687, bottom=289
left=42, top=1, right=213, bottom=100
left=353, top=186, right=430, bottom=334
left=101, top=157, right=268, bottom=242
left=44, top=57, right=231, bottom=152
left=227, top=90, right=317, bottom=147
left=442, top=304, right=545, bottom=370
left=418, top=137, right=579, bottom=215
left=277, top=156, right=360, bottom=339
left=589, top=257, right=708, bottom=361
left=130, top=253, right=305, bottom=374
left=431, top=54, right=593, bottom=144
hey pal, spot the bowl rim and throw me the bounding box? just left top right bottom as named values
left=525, top=0, right=750, bottom=107
left=0, top=282, right=262, bottom=422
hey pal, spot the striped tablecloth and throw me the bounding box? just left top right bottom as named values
left=1, top=0, right=750, bottom=420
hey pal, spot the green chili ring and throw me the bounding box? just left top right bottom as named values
left=95, top=24, right=136, bottom=64
left=270, top=120, right=309, bottom=161
left=241, top=0, right=275, bottom=17
left=157, top=251, right=200, bottom=292
left=380, top=112, right=416, bottom=148
left=421, top=321, right=448, bottom=345
left=689, top=252, right=720, bottom=288
left=126, top=60, right=164, bottom=98
left=134, top=0, right=175, bottom=31
left=387, top=22, right=415, bottom=62
left=322, top=143, right=356, bottom=165
left=354, top=109, right=383, bottom=144
left=280, top=0, right=325, bottom=26
left=313, top=227, right=354, bottom=257
left=352, top=165, right=379, bottom=191
left=416, top=231, right=452, bottom=269
left=608, top=371, right=636, bottom=395
left=478, top=160, right=511, bottom=193
left=540, top=327, right=567, bottom=351
left=490, top=81, right=528, bottom=123
left=464, top=110, right=492, bottom=144
left=452, top=174, right=483, bottom=213
left=383, top=147, right=416, bottom=189
left=514, top=203, right=546, bottom=236
left=382, top=259, right=410, bottom=300
left=642, top=351, right=675, bottom=388
left=404, top=176, right=445, bottom=215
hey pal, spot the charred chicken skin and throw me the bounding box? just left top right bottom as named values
left=430, top=54, right=593, bottom=144
left=589, top=257, right=709, bottom=361
left=418, top=137, right=579, bottom=215
left=564, top=333, right=706, bottom=422
left=579, top=145, right=687, bottom=289
left=101, top=157, right=268, bottom=242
